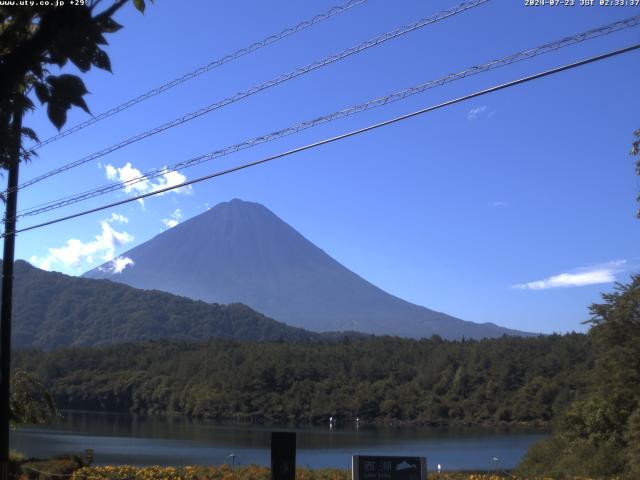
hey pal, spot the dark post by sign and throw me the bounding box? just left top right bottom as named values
left=271, top=431, right=296, bottom=480
left=83, top=449, right=94, bottom=466
left=352, top=455, right=427, bottom=480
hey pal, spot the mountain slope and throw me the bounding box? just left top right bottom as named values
left=6, top=260, right=322, bottom=349
left=85, top=199, right=533, bottom=339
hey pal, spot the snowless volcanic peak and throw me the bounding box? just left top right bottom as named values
left=85, top=199, right=534, bottom=339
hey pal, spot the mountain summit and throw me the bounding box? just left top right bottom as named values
left=85, top=199, right=532, bottom=339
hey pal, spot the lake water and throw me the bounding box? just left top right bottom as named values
left=12, top=411, right=547, bottom=472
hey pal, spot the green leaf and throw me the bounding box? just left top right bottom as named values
left=34, top=82, right=49, bottom=104
left=91, top=48, right=112, bottom=72
left=133, top=0, right=145, bottom=13
left=50, top=74, right=89, bottom=96
left=21, top=127, right=39, bottom=143
left=95, top=33, right=109, bottom=46
left=71, top=95, right=91, bottom=115
left=31, top=63, right=44, bottom=79
left=47, top=101, right=67, bottom=130
left=46, top=51, right=68, bottom=68
left=97, top=17, right=123, bottom=33
left=45, top=74, right=91, bottom=125
left=19, top=93, right=34, bottom=112
left=68, top=47, right=93, bottom=72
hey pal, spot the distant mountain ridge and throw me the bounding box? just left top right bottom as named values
left=85, top=199, right=533, bottom=339
left=5, top=260, right=326, bottom=349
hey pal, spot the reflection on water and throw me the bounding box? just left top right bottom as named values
left=12, top=411, right=547, bottom=471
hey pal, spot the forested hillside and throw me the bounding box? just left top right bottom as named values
left=14, top=333, right=591, bottom=426
left=7, top=260, right=323, bottom=348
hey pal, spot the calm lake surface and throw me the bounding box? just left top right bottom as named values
left=12, top=411, right=547, bottom=471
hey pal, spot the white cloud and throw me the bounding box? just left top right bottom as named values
left=162, top=208, right=183, bottom=229
left=99, top=256, right=134, bottom=274
left=467, top=105, right=487, bottom=120
left=105, top=164, right=118, bottom=179
left=29, top=255, right=51, bottom=271
left=104, top=162, right=192, bottom=200
left=107, top=213, right=128, bottom=224
left=513, top=260, right=626, bottom=290
left=157, top=170, right=192, bottom=195
left=29, top=216, right=134, bottom=273
left=491, top=201, right=507, bottom=208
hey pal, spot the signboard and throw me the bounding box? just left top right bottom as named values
left=352, top=455, right=427, bottom=480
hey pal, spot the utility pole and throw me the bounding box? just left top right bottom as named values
left=0, top=101, right=22, bottom=480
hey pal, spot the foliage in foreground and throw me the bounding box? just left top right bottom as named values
left=0, top=0, right=150, bottom=173
left=518, top=276, right=640, bottom=478
left=67, top=465, right=348, bottom=480
left=12, top=459, right=629, bottom=480
left=9, top=370, right=60, bottom=427
left=14, top=332, right=592, bottom=426
left=63, top=465, right=622, bottom=480
left=22, top=455, right=85, bottom=480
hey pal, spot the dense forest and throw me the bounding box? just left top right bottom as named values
left=7, top=260, right=331, bottom=348
left=14, top=333, right=592, bottom=426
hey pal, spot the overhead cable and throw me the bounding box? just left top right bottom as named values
left=5, top=42, right=639, bottom=238
left=12, top=0, right=490, bottom=195
left=14, top=14, right=640, bottom=220
left=29, top=0, right=370, bottom=151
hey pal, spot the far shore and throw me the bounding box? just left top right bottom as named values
left=50, top=408, right=551, bottom=431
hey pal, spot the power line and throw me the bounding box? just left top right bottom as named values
left=13, top=14, right=640, bottom=220
left=10, top=0, right=490, bottom=195
left=28, top=0, right=370, bottom=151
left=5, top=42, right=638, bottom=238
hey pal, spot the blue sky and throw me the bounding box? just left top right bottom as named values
left=8, top=0, right=640, bottom=334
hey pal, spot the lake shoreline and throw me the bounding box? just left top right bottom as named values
left=55, top=408, right=550, bottom=431
left=12, top=410, right=548, bottom=471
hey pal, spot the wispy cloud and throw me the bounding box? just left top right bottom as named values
left=29, top=215, right=134, bottom=273
left=162, top=208, right=183, bottom=229
left=467, top=105, right=487, bottom=120
left=104, top=162, right=192, bottom=207
left=491, top=201, right=507, bottom=208
left=108, top=213, right=128, bottom=224
left=513, top=260, right=626, bottom=290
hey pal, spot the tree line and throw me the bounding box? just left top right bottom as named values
left=14, top=332, right=592, bottom=427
